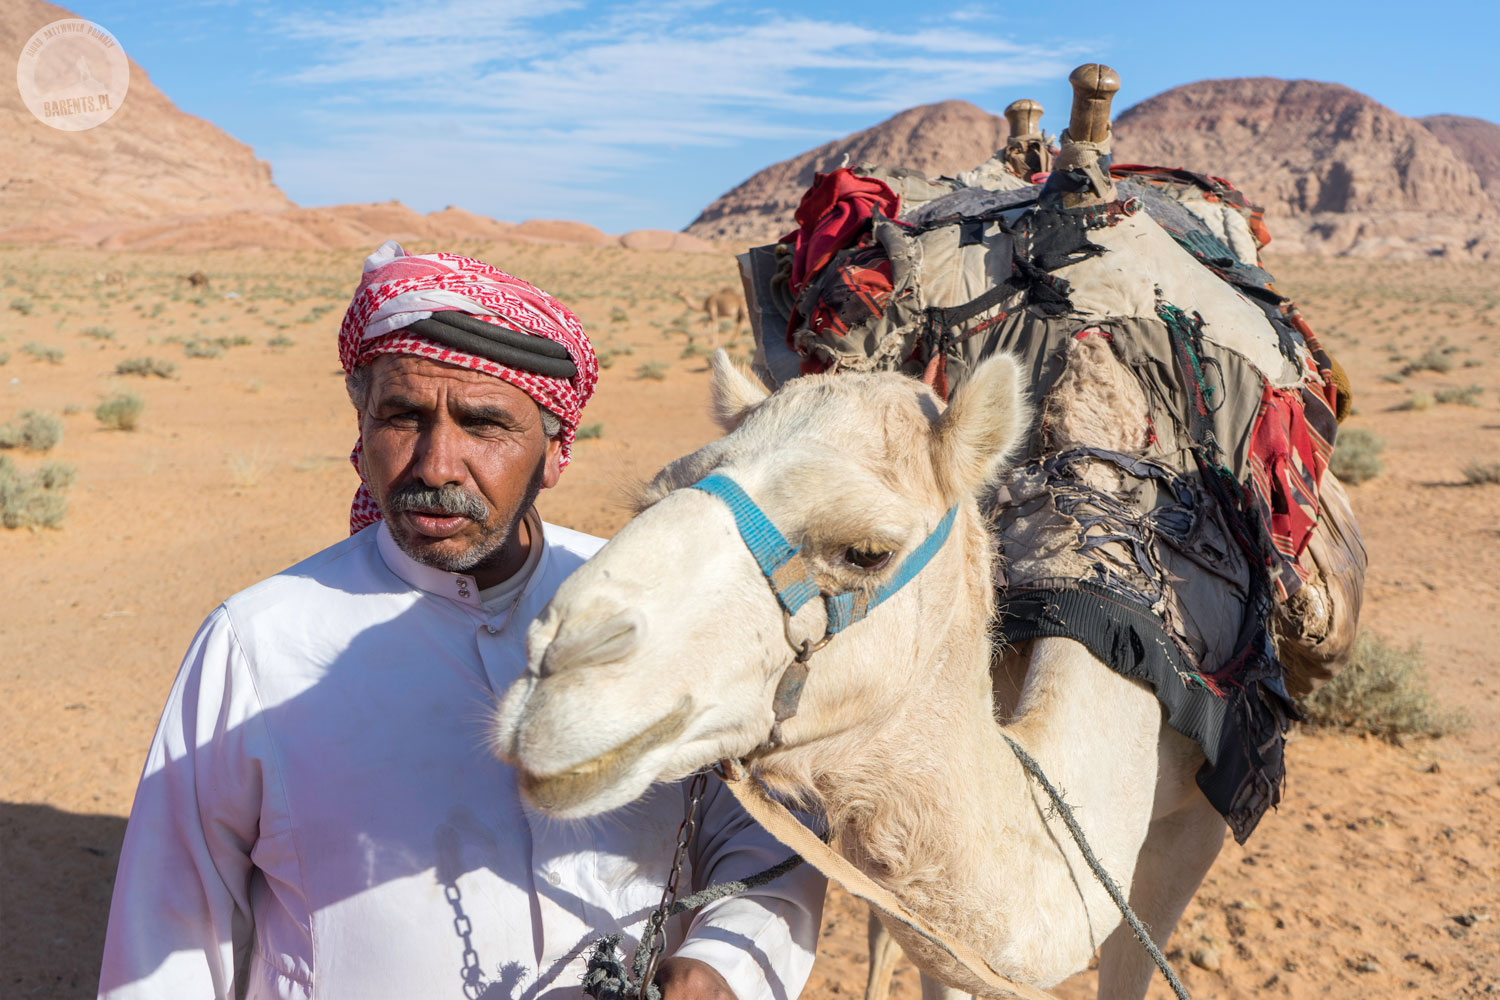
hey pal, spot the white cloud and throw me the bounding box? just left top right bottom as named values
left=261, top=0, right=1088, bottom=228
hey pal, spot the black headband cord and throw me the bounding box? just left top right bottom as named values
left=404, top=311, right=578, bottom=379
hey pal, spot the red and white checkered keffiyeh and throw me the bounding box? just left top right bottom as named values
left=340, top=240, right=598, bottom=534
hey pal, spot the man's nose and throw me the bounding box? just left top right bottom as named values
left=410, top=419, right=467, bottom=487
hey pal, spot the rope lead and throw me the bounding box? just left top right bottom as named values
left=1002, top=733, right=1191, bottom=1000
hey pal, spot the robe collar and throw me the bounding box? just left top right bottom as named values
left=376, top=518, right=542, bottom=612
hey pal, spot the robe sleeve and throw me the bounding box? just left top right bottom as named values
left=98, top=606, right=270, bottom=1000
left=672, top=780, right=827, bottom=1000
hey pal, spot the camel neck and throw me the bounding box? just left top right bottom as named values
left=769, top=508, right=1164, bottom=986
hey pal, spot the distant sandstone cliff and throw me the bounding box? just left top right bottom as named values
left=0, top=0, right=293, bottom=229
left=0, top=1, right=724, bottom=254
left=1110, top=78, right=1497, bottom=259
left=686, top=78, right=1499, bottom=260
left=1420, top=114, right=1500, bottom=197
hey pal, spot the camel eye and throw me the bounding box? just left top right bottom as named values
left=843, top=547, right=892, bottom=571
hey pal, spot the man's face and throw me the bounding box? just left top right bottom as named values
left=358, top=354, right=562, bottom=579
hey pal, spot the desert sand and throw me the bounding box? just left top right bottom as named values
left=1, top=241, right=1496, bottom=999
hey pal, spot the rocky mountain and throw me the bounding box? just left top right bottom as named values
left=687, top=100, right=1009, bottom=244
left=687, top=78, right=1499, bottom=259
left=1420, top=114, right=1500, bottom=197
left=1111, top=78, right=1497, bottom=258
left=0, top=1, right=721, bottom=255
left=1, top=0, right=293, bottom=229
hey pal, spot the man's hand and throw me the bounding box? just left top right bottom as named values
left=655, top=957, right=737, bottom=1000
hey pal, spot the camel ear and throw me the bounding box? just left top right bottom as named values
left=933, top=353, right=1031, bottom=498
left=709, top=349, right=770, bottom=432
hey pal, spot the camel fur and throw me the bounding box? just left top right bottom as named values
left=676, top=286, right=746, bottom=333
left=493, top=350, right=1226, bottom=1000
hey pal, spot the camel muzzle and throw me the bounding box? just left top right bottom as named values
left=517, top=696, right=693, bottom=815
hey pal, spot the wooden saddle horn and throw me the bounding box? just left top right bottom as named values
left=1002, top=98, right=1052, bottom=179
left=1044, top=63, right=1121, bottom=206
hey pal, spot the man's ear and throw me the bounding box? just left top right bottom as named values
left=709, top=350, right=770, bottom=433
left=541, top=436, right=564, bottom=490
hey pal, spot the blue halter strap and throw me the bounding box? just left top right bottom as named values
left=688, top=472, right=958, bottom=636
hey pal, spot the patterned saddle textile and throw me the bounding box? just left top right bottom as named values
left=742, top=161, right=1366, bottom=843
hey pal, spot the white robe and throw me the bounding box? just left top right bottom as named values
left=99, top=519, right=825, bottom=1000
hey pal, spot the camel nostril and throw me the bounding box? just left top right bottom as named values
left=539, top=607, right=643, bottom=677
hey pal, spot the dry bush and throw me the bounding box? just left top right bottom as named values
left=1462, top=462, right=1500, bottom=485
left=1434, top=385, right=1483, bottom=406
left=1402, top=349, right=1454, bottom=375
left=116, top=357, right=178, bottom=378
left=575, top=422, right=604, bottom=440
left=81, top=325, right=115, bottom=341
left=227, top=448, right=274, bottom=489
left=0, top=410, right=63, bottom=452
left=1330, top=428, right=1385, bottom=485
left=0, top=455, right=72, bottom=529
left=21, top=342, right=63, bottom=364
left=636, top=361, right=669, bottom=381
left=1394, top=392, right=1432, bottom=412
left=183, top=339, right=224, bottom=359
left=1299, top=631, right=1463, bottom=740
left=95, top=392, right=144, bottom=431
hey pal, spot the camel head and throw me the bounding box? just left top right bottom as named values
left=492, top=351, right=1029, bottom=817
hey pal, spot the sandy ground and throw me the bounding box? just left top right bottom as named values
left=1, top=244, right=1496, bottom=999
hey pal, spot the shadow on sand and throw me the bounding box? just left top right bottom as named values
left=2, top=801, right=126, bottom=998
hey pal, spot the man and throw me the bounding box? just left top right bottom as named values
left=98, top=242, right=825, bottom=1000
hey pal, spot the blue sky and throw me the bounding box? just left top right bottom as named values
left=63, top=0, right=1500, bottom=233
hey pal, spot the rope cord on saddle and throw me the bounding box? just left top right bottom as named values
left=1000, top=733, right=1191, bottom=1000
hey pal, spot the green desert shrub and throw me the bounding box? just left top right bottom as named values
left=0, top=410, right=63, bottom=451
left=9, top=297, right=34, bottom=315
left=183, top=339, right=224, bottom=359
left=1299, top=632, right=1463, bottom=740
left=95, top=392, right=144, bottom=430
left=34, top=461, right=75, bottom=490
left=1402, top=349, right=1454, bottom=375
left=81, top=325, right=115, bottom=341
left=0, top=455, right=72, bottom=529
left=115, top=356, right=178, bottom=378
left=575, top=422, right=604, bottom=440
left=636, top=361, right=669, bottom=381
left=1394, top=392, right=1432, bottom=412
left=1461, top=462, right=1500, bottom=485
left=21, top=341, right=63, bottom=364
left=1329, top=428, right=1385, bottom=485
left=1434, top=384, right=1483, bottom=406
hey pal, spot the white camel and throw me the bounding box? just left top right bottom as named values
left=494, top=349, right=1224, bottom=1000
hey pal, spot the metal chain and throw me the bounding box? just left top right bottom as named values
left=633, top=769, right=710, bottom=999
left=442, top=881, right=486, bottom=1000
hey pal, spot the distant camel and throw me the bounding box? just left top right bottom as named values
left=184, top=271, right=209, bottom=289
left=675, top=287, right=745, bottom=332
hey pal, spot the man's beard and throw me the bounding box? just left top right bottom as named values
left=380, top=454, right=547, bottom=576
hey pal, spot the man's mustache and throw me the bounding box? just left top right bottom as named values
left=386, top=482, right=491, bottom=522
